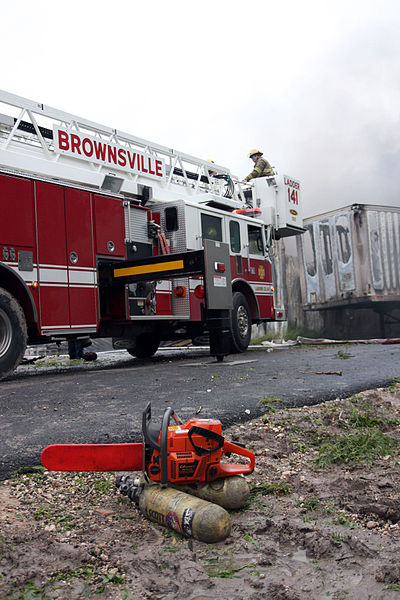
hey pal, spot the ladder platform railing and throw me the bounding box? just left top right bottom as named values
left=0, top=90, right=240, bottom=201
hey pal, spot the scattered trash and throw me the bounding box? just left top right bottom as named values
left=297, top=336, right=400, bottom=345
left=94, top=509, right=115, bottom=517
left=20, top=355, right=46, bottom=365
left=301, top=371, right=343, bottom=376
left=260, top=336, right=400, bottom=348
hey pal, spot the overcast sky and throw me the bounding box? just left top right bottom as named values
left=1, top=0, right=399, bottom=217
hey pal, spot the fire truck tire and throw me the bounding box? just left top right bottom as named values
left=0, top=288, right=27, bottom=380
left=230, top=291, right=252, bottom=353
left=127, top=335, right=160, bottom=359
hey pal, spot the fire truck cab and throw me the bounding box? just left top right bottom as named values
left=0, top=90, right=304, bottom=380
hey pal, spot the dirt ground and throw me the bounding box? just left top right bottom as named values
left=1, top=381, right=400, bottom=600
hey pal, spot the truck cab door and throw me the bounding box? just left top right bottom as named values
left=244, top=223, right=273, bottom=318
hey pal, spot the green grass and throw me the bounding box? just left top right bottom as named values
left=389, top=377, right=400, bottom=393
left=94, top=478, right=114, bottom=493
left=299, top=497, right=321, bottom=513
left=51, top=563, right=96, bottom=581
left=95, top=573, right=125, bottom=593
left=332, top=533, right=349, bottom=543
left=333, top=513, right=359, bottom=529
left=348, top=398, right=399, bottom=429
left=203, top=557, right=254, bottom=578
left=243, top=533, right=258, bottom=547
left=249, top=481, right=290, bottom=498
left=258, top=396, right=282, bottom=413
left=10, top=581, right=52, bottom=600
left=251, top=326, right=318, bottom=345
left=315, top=429, right=398, bottom=467
left=335, top=350, right=353, bottom=360
left=10, top=465, right=45, bottom=478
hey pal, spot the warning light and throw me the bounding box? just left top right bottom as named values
left=33, top=281, right=38, bottom=288
left=214, top=262, right=225, bottom=273
left=174, top=286, right=186, bottom=298
left=194, top=285, right=205, bottom=299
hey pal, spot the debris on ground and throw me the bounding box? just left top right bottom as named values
left=1, top=382, right=400, bottom=599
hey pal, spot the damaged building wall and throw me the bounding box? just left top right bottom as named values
left=255, top=204, right=400, bottom=341
left=262, top=204, right=400, bottom=341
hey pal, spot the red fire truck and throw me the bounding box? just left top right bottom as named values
left=0, top=90, right=304, bottom=380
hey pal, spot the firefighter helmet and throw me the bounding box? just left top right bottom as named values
left=249, top=149, right=262, bottom=158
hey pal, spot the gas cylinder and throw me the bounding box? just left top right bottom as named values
left=172, top=475, right=250, bottom=510
left=116, top=475, right=231, bottom=543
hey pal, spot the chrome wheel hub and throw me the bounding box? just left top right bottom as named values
left=0, top=308, right=12, bottom=358
left=237, top=305, right=249, bottom=338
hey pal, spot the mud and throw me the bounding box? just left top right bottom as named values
left=1, top=383, right=400, bottom=599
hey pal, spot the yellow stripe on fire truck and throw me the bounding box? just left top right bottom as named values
left=114, top=259, right=185, bottom=278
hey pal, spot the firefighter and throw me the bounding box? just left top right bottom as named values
left=68, top=338, right=97, bottom=361
left=206, top=158, right=217, bottom=178
left=243, top=149, right=274, bottom=182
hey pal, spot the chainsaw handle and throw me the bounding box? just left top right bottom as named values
left=160, top=406, right=175, bottom=485
left=142, top=402, right=161, bottom=451
left=218, top=440, right=255, bottom=476
left=188, top=426, right=225, bottom=456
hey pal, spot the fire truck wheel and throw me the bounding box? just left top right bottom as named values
left=230, top=291, right=251, bottom=353
left=127, top=335, right=160, bottom=359
left=0, top=288, right=27, bottom=380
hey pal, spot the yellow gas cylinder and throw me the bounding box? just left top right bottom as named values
left=138, top=483, right=231, bottom=543
left=116, top=475, right=231, bottom=543
left=172, top=475, right=250, bottom=510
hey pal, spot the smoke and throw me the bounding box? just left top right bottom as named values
left=276, top=14, right=400, bottom=216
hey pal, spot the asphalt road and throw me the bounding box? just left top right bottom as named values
left=1, top=343, right=399, bottom=480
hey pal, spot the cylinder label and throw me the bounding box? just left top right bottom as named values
left=166, top=511, right=182, bottom=533
left=182, top=507, right=195, bottom=537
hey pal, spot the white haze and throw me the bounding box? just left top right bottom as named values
left=1, top=0, right=399, bottom=217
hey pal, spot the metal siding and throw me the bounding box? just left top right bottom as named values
left=379, top=212, right=391, bottom=290
left=334, top=212, right=355, bottom=293
left=387, top=212, right=397, bottom=289
left=394, top=212, right=400, bottom=288
left=156, top=201, right=190, bottom=317
left=302, top=223, right=319, bottom=303
left=124, top=205, right=149, bottom=243
left=302, top=206, right=400, bottom=308
left=367, top=211, right=384, bottom=291
left=318, top=218, right=336, bottom=300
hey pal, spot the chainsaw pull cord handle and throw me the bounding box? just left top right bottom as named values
left=188, top=426, right=225, bottom=456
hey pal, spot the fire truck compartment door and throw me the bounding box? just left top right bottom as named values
left=65, top=189, right=97, bottom=328
left=203, top=239, right=232, bottom=310
left=35, top=182, right=70, bottom=329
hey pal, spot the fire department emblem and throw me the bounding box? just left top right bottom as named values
left=258, top=265, right=265, bottom=280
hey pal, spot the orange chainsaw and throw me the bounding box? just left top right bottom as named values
left=41, top=403, right=255, bottom=485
